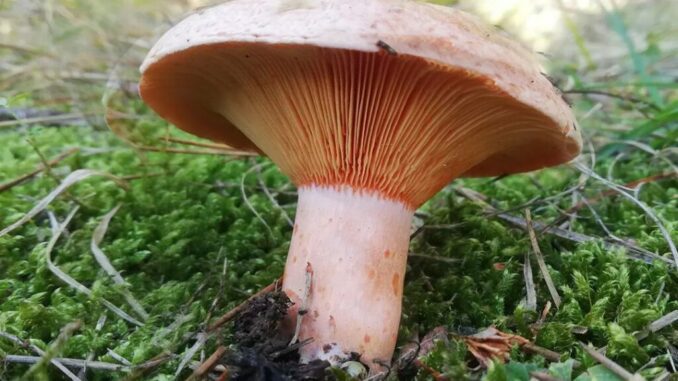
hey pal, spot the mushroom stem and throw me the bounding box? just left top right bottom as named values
left=282, top=186, right=413, bottom=371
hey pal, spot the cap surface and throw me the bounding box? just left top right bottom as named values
left=140, top=0, right=582, bottom=207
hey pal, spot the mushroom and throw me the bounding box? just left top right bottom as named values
left=139, top=0, right=582, bottom=372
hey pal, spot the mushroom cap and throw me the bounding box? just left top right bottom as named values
left=140, top=0, right=581, bottom=207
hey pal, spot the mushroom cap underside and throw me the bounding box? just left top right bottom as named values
left=140, top=0, right=582, bottom=206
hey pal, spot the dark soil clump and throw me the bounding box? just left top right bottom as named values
left=222, top=291, right=332, bottom=380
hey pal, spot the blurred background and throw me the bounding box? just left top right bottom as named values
left=1, top=0, right=676, bottom=126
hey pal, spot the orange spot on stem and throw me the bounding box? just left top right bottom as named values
left=391, top=273, right=400, bottom=296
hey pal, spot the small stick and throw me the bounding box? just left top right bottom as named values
left=579, top=342, right=643, bottom=381
left=0, top=147, right=79, bottom=192
left=207, top=277, right=282, bottom=332
left=23, top=321, right=83, bottom=381
left=2, top=355, right=129, bottom=372
left=289, top=263, right=314, bottom=346
left=163, top=136, right=238, bottom=150
left=187, top=346, right=226, bottom=381
left=0, top=332, right=81, bottom=381
left=135, top=145, right=256, bottom=157
left=525, top=210, right=561, bottom=308
left=635, top=310, right=678, bottom=341
left=522, top=343, right=579, bottom=366
left=0, top=112, right=89, bottom=128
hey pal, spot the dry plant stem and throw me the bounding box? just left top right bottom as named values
left=0, top=147, right=78, bottom=193
left=282, top=186, right=413, bottom=371
left=187, top=346, right=226, bottom=381
left=2, top=355, right=129, bottom=372
left=525, top=209, right=562, bottom=308
left=523, top=250, right=537, bottom=311
left=579, top=343, right=643, bottom=381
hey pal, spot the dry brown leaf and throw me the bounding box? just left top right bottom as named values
left=463, top=326, right=529, bottom=367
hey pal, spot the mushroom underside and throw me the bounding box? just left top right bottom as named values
left=140, top=42, right=578, bottom=208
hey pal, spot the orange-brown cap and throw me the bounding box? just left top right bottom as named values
left=140, top=0, right=581, bottom=208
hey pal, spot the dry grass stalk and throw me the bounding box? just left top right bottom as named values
left=91, top=205, right=149, bottom=321
left=187, top=346, right=226, bottom=381
left=523, top=249, right=537, bottom=311
left=0, top=147, right=79, bottom=193
left=579, top=343, right=645, bottom=381
left=45, top=208, right=144, bottom=327
left=525, top=209, right=562, bottom=308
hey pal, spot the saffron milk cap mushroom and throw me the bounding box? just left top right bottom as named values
left=139, top=0, right=582, bottom=372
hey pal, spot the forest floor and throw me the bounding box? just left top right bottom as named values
left=0, top=1, right=676, bottom=380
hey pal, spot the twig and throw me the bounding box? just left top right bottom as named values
left=163, top=136, right=237, bottom=150
left=579, top=343, right=644, bottom=381
left=525, top=210, right=562, bottom=308
left=23, top=321, right=83, bottom=381
left=635, top=310, right=678, bottom=341
left=0, top=332, right=81, bottom=380
left=91, top=205, right=148, bottom=320
left=207, top=277, right=282, bottom=332
left=187, top=346, right=226, bottom=381
left=106, top=349, right=132, bottom=366
left=2, top=355, right=129, bottom=372
left=135, top=145, right=256, bottom=157
left=523, top=250, right=537, bottom=312
left=0, top=147, right=79, bottom=192
left=0, top=112, right=90, bottom=128
left=290, top=263, right=313, bottom=346
left=122, top=352, right=175, bottom=381
left=522, top=343, right=577, bottom=366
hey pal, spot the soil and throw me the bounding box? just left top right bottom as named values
left=221, top=291, right=332, bottom=380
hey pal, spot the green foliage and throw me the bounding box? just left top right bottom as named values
left=1, top=2, right=677, bottom=380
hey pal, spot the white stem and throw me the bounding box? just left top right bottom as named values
left=282, top=186, right=413, bottom=370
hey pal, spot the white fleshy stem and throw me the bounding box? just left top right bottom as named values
left=282, top=186, right=413, bottom=372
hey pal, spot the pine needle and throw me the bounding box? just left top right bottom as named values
left=91, top=205, right=149, bottom=320
left=525, top=209, right=562, bottom=308
left=45, top=208, right=143, bottom=327
left=0, top=169, right=127, bottom=238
